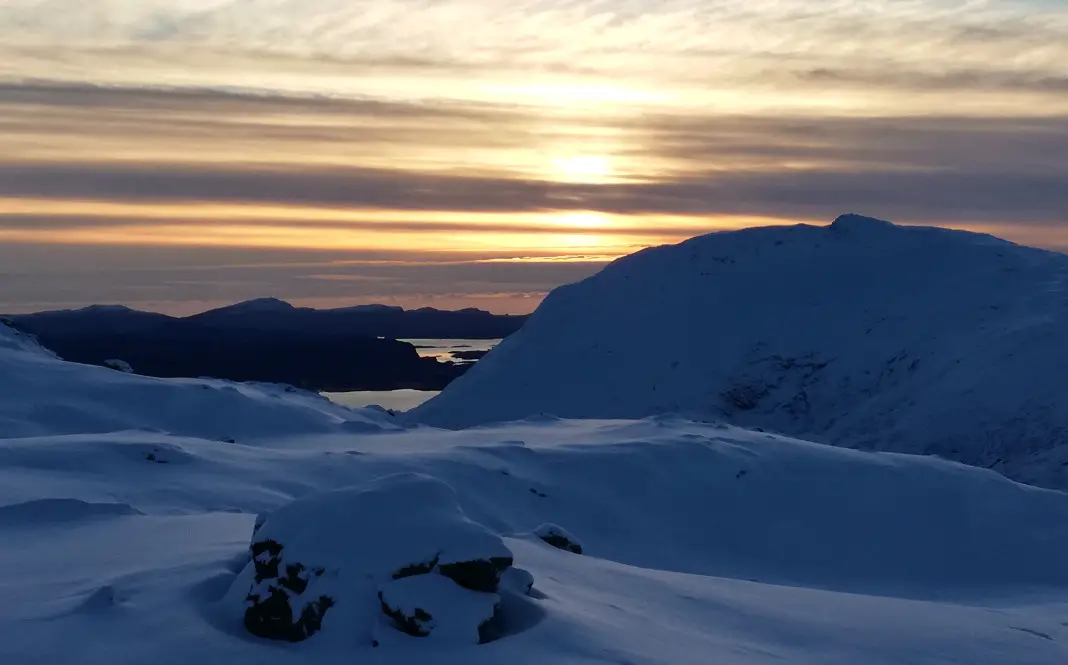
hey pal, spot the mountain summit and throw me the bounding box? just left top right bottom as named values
left=413, top=216, right=1068, bottom=490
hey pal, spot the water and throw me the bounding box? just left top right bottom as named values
left=399, top=338, right=501, bottom=362
left=322, top=338, right=501, bottom=412
left=325, top=389, right=440, bottom=411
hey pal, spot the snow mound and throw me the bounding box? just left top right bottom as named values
left=235, top=473, right=516, bottom=646
left=0, top=498, right=142, bottom=526
left=413, top=216, right=1068, bottom=489
left=0, top=322, right=393, bottom=439
left=377, top=573, right=499, bottom=645
left=499, top=567, right=535, bottom=595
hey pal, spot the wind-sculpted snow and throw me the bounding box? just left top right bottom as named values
left=2, top=412, right=1068, bottom=665
left=2, top=415, right=1068, bottom=664
left=413, top=215, right=1068, bottom=490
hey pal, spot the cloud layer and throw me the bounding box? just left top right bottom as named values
left=1, top=1, right=1066, bottom=313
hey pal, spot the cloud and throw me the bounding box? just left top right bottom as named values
left=0, top=213, right=708, bottom=240
left=0, top=241, right=604, bottom=315
left=3, top=110, right=1067, bottom=224
left=2, top=1, right=1066, bottom=101
left=0, top=80, right=506, bottom=119
left=788, top=67, right=1068, bottom=95
left=2, top=1, right=1067, bottom=314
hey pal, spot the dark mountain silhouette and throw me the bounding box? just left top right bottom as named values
left=4, top=301, right=527, bottom=391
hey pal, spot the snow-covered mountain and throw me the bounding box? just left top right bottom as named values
left=413, top=215, right=1068, bottom=490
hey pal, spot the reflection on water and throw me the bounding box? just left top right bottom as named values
left=324, top=389, right=439, bottom=412
left=400, top=338, right=501, bottom=362
left=323, top=338, right=501, bottom=412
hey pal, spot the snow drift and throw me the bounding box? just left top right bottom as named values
left=413, top=215, right=1068, bottom=490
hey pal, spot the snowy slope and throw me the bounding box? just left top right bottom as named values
left=412, top=215, right=1068, bottom=490
left=0, top=320, right=393, bottom=439
left=0, top=318, right=57, bottom=356
left=1, top=417, right=1067, bottom=664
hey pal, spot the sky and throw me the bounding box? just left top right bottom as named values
left=1, top=0, right=1067, bottom=315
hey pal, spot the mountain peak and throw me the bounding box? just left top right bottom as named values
left=334, top=304, right=405, bottom=313
left=230, top=298, right=296, bottom=311
left=78, top=304, right=135, bottom=313
left=829, top=214, right=897, bottom=234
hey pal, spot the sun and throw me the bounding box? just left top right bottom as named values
left=552, top=154, right=613, bottom=183
left=552, top=211, right=611, bottom=229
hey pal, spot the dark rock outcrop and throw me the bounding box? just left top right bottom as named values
left=534, top=523, right=584, bottom=554
left=438, top=556, right=513, bottom=592
left=243, top=539, right=333, bottom=642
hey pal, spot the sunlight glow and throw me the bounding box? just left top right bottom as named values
left=0, top=198, right=798, bottom=257
left=552, top=154, right=613, bottom=183
left=552, top=211, right=612, bottom=229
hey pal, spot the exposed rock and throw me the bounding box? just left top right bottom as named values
left=103, top=359, right=134, bottom=373
left=534, top=523, right=584, bottom=554
left=242, top=538, right=333, bottom=642
left=451, top=349, right=490, bottom=361
left=244, top=585, right=334, bottom=642
left=438, top=556, right=513, bottom=593
left=380, top=592, right=433, bottom=637
left=392, top=556, right=439, bottom=580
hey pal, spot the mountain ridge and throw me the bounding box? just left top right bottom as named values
left=4, top=302, right=527, bottom=390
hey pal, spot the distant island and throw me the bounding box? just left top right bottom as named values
left=2, top=299, right=527, bottom=391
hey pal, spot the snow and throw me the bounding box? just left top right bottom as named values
left=0, top=319, right=57, bottom=356
left=232, top=473, right=514, bottom=647
left=377, top=573, right=500, bottom=644
left=1, top=413, right=1066, bottom=663
left=0, top=497, right=143, bottom=526
left=500, top=566, right=535, bottom=594
left=0, top=323, right=393, bottom=439
left=323, top=389, right=438, bottom=412
left=528, top=523, right=584, bottom=553
left=2, top=226, right=1068, bottom=664
left=412, top=215, right=1068, bottom=490
left=250, top=473, right=511, bottom=573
